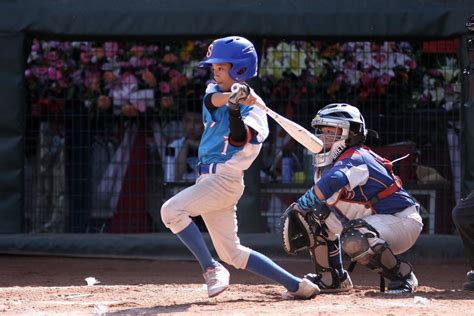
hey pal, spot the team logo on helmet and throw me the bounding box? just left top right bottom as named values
left=206, top=44, right=213, bottom=58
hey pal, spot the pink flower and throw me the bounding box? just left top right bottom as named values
left=47, top=51, right=59, bottom=61
left=377, top=73, right=391, bottom=86
left=80, top=52, right=91, bottom=64
left=358, top=90, right=369, bottom=102
left=35, top=67, right=48, bottom=76
left=48, top=41, right=60, bottom=49
left=130, top=100, right=146, bottom=112
left=373, top=53, right=386, bottom=64
left=130, top=45, right=145, bottom=57
left=335, top=73, right=347, bottom=84
left=71, top=70, right=83, bottom=85
left=344, top=61, right=355, bottom=70
left=120, top=61, right=131, bottom=68
left=84, top=71, right=101, bottom=91
left=146, top=45, right=159, bottom=54
left=104, top=42, right=119, bottom=59
left=405, top=59, right=417, bottom=69
left=54, top=59, right=65, bottom=69
left=168, top=69, right=181, bottom=79
left=444, top=83, right=454, bottom=95
left=121, top=72, right=138, bottom=86
left=31, top=41, right=40, bottom=52
left=429, top=69, right=442, bottom=77
left=362, top=63, right=373, bottom=72
left=80, top=43, right=91, bottom=52
left=25, top=69, right=33, bottom=78
left=129, top=56, right=140, bottom=68
left=360, top=73, right=373, bottom=87
left=375, top=84, right=386, bottom=96
left=140, top=58, right=155, bottom=68
left=420, top=93, right=432, bottom=105
left=159, top=81, right=171, bottom=94
left=47, top=67, right=62, bottom=81
left=59, top=42, right=71, bottom=51
left=306, top=74, right=318, bottom=85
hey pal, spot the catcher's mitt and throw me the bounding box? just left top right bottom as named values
left=281, top=203, right=316, bottom=255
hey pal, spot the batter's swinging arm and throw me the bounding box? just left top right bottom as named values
left=231, top=83, right=323, bottom=154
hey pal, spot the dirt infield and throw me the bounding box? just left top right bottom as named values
left=0, top=255, right=472, bottom=315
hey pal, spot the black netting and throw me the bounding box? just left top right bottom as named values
left=24, top=38, right=461, bottom=234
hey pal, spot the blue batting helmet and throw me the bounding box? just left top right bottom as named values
left=199, top=36, right=258, bottom=81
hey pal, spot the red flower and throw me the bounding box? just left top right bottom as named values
left=163, top=53, right=178, bottom=64
left=141, top=69, right=157, bottom=87
left=121, top=103, right=138, bottom=117
left=39, top=98, right=64, bottom=114
left=160, top=96, right=174, bottom=109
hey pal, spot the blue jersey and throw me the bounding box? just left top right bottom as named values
left=315, top=146, right=416, bottom=219
left=198, top=83, right=269, bottom=171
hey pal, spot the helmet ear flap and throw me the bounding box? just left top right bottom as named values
left=346, top=122, right=366, bottom=146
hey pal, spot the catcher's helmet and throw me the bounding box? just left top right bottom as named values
left=311, top=103, right=367, bottom=167
left=199, top=36, right=258, bottom=81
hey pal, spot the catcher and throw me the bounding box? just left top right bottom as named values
left=281, top=103, right=423, bottom=294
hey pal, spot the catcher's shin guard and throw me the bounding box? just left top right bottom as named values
left=304, top=270, right=353, bottom=293
left=306, top=237, right=352, bottom=293
left=341, top=219, right=416, bottom=293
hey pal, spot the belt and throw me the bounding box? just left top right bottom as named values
left=197, top=163, right=218, bottom=175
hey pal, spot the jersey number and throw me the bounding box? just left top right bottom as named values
left=221, top=136, right=229, bottom=155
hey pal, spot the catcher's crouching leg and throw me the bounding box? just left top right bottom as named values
left=281, top=203, right=352, bottom=293
left=340, top=219, right=418, bottom=294
left=304, top=237, right=353, bottom=293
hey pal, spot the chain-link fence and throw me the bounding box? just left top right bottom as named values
left=24, top=38, right=461, bottom=234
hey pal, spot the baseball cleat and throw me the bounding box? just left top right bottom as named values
left=281, top=278, right=320, bottom=300
left=304, top=271, right=353, bottom=293
left=203, top=264, right=230, bottom=298
left=386, top=271, right=418, bottom=294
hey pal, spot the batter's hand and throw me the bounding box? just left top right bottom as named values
left=228, top=83, right=253, bottom=110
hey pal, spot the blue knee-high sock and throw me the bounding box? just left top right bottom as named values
left=246, top=250, right=300, bottom=292
left=176, top=222, right=217, bottom=272
left=327, top=238, right=345, bottom=277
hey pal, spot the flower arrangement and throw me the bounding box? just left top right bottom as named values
left=259, top=40, right=461, bottom=116
left=26, top=39, right=210, bottom=126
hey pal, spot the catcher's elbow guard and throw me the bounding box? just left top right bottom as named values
left=281, top=203, right=316, bottom=255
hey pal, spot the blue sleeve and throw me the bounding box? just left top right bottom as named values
left=317, top=169, right=349, bottom=199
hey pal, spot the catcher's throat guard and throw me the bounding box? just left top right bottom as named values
left=281, top=203, right=316, bottom=254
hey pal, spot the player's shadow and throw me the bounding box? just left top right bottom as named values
left=106, top=297, right=282, bottom=315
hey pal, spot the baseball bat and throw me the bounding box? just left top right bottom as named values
left=231, top=83, right=323, bottom=154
